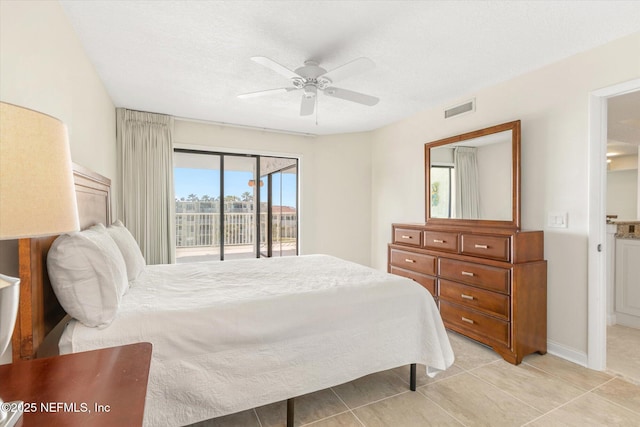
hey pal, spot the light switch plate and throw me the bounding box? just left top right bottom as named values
left=548, top=212, right=568, bottom=228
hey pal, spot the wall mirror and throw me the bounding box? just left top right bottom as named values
left=425, top=120, right=521, bottom=228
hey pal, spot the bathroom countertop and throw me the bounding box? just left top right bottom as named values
left=613, top=221, right=640, bottom=239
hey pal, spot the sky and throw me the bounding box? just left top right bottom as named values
left=174, top=168, right=297, bottom=207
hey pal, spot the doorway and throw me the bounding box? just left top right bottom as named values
left=587, top=78, right=640, bottom=374
left=605, top=91, right=640, bottom=382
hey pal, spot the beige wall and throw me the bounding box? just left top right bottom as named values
left=371, top=32, right=640, bottom=359
left=0, top=1, right=116, bottom=363
left=174, top=120, right=373, bottom=266
left=0, top=1, right=116, bottom=179
left=0, top=0, right=116, bottom=270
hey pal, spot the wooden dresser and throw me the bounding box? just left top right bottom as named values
left=388, top=223, right=547, bottom=364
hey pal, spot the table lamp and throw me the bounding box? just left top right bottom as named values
left=0, top=102, right=80, bottom=427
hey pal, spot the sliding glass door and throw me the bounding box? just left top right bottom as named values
left=223, top=155, right=257, bottom=260
left=174, top=150, right=297, bottom=262
left=174, top=152, right=221, bottom=263
left=258, top=157, right=298, bottom=258
left=270, top=165, right=298, bottom=257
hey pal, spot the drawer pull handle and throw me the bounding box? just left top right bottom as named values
left=405, top=258, right=416, bottom=263
left=461, top=317, right=474, bottom=324
left=401, top=235, right=412, bottom=239
left=433, top=239, right=445, bottom=243
left=461, top=294, right=474, bottom=300
left=474, top=244, right=489, bottom=249
left=461, top=271, right=474, bottom=277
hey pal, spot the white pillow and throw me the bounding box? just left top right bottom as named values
left=107, top=220, right=146, bottom=281
left=47, top=224, right=128, bottom=328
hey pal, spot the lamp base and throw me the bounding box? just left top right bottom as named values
left=0, top=400, right=23, bottom=427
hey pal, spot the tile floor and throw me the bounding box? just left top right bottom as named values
left=189, top=331, right=640, bottom=426
left=607, top=324, right=640, bottom=384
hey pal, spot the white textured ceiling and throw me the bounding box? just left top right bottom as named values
left=60, top=1, right=640, bottom=136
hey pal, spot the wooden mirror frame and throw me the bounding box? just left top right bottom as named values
left=425, top=120, right=521, bottom=229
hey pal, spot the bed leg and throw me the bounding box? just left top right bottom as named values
left=287, top=398, right=294, bottom=427
left=410, top=363, right=417, bottom=391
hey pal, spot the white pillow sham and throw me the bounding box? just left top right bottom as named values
left=107, top=220, right=146, bottom=281
left=47, top=224, right=128, bottom=328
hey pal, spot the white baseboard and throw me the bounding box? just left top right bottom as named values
left=546, top=340, right=588, bottom=368
left=613, top=313, right=640, bottom=329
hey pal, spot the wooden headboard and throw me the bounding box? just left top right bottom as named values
left=11, top=163, right=111, bottom=361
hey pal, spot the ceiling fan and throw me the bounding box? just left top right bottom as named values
left=238, top=56, right=379, bottom=116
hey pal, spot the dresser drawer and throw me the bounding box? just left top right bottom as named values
left=424, top=231, right=458, bottom=253
left=390, top=249, right=436, bottom=276
left=439, top=279, right=509, bottom=320
left=440, top=300, right=509, bottom=346
left=461, top=234, right=510, bottom=261
left=439, top=258, right=510, bottom=294
left=390, top=266, right=436, bottom=296
left=393, top=228, right=422, bottom=247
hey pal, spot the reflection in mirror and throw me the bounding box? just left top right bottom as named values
left=425, top=119, right=521, bottom=228
left=430, top=166, right=453, bottom=218
left=430, top=130, right=512, bottom=220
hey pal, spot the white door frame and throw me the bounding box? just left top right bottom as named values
left=587, top=78, right=640, bottom=370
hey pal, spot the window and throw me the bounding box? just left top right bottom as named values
left=430, top=165, right=454, bottom=218
left=174, top=150, right=298, bottom=262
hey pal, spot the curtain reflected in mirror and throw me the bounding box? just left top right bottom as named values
left=454, top=147, right=480, bottom=219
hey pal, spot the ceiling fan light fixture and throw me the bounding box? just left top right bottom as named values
left=303, top=85, right=317, bottom=98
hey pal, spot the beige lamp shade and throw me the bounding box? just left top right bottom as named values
left=0, top=102, right=79, bottom=239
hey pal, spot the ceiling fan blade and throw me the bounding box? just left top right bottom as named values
left=300, top=95, right=315, bottom=116
left=251, top=56, right=300, bottom=80
left=237, top=87, right=297, bottom=99
left=324, top=87, right=379, bottom=106
left=320, top=57, right=375, bottom=83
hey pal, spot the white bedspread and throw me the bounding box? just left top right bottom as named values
left=59, top=255, right=454, bottom=426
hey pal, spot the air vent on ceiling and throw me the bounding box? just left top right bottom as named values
left=444, top=98, right=475, bottom=119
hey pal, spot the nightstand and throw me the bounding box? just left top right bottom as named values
left=0, top=342, right=152, bottom=427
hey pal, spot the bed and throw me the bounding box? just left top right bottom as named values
left=13, top=165, right=454, bottom=427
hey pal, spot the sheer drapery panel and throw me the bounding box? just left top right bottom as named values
left=116, top=108, right=175, bottom=264
left=454, top=147, right=480, bottom=219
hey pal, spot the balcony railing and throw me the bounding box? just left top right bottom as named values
left=175, top=212, right=297, bottom=247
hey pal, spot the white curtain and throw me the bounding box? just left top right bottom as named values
left=454, top=147, right=480, bottom=219
left=116, top=108, right=175, bottom=264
